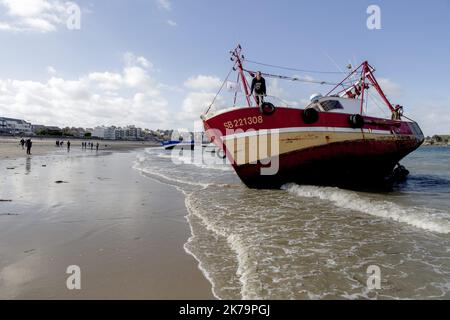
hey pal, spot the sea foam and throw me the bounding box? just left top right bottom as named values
left=283, top=184, right=450, bottom=234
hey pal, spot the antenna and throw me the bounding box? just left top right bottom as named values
left=324, top=52, right=345, bottom=74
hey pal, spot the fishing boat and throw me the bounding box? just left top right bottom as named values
left=201, top=45, right=424, bottom=188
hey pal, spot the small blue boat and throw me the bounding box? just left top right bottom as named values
left=161, top=140, right=194, bottom=150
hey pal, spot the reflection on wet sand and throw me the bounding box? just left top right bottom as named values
left=25, top=157, right=31, bottom=175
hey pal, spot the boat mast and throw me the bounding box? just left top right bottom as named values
left=231, top=45, right=253, bottom=107
left=365, top=63, right=395, bottom=113
left=359, top=61, right=368, bottom=114
left=359, top=61, right=395, bottom=114
left=328, top=61, right=396, bottom=115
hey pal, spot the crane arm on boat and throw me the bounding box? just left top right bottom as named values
left=204, top=45, right=403, bottom=120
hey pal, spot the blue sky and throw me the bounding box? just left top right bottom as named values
left=0, top=0, right=449, bottom=134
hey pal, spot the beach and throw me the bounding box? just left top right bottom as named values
left=2, top=138, right=450, bottom=300
left=0, top=140, right=214, bottom=299
left=0, top=137, right=159, bottom=161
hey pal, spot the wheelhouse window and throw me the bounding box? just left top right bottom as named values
left=320, top=100, right=344, bottom=112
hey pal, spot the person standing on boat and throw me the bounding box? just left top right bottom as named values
left=250, top=71, right=267, bottom=106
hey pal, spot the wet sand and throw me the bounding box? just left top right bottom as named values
left=0, top=146, right=214, bottom=299
left=0, top=137, right=159, bottom=161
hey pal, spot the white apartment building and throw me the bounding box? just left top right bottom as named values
left=0, top=117, right=32, bottom=135
left=92, top=126, right=118, bottom=140
left=78, top=125, right=145, bottom=140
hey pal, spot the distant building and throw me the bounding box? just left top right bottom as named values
left=73, top=127, right=86, bottom=138
left=0, top=117, right=32, bottom=135
left=104, top=127, right=116, bottom=140
left=92, top=126, right=117, bottom=140
left=115, top=128, right=125, bottom=140
left=62, top=127, right=86, bottom=138
left=124, top=125, right=143, bottom=140
left=30, top=124, right=62, bottom=136
left=92, top=126, right=106, bottom=139
left=92, top=125, right=145, bottom=140
left=0, top=118, right=6, bottom=134
left=31, top=124, right=45, bottom=134
left=44, top=126, right=63, bottom=135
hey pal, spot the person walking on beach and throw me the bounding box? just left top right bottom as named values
left=20, top=138, right=25, bottom=150
left=96, top=142, right=99, bottom=151
left=25, top=138, right=32, bottom=155
left=67, top=140, right=71, bottom=151
left=250, top=71, right=267, bottom=106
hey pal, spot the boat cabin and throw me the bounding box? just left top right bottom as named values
left=306, top=96, right=361, bottom=115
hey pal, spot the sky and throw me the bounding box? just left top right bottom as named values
left=0, top=0, right=449, bottom=135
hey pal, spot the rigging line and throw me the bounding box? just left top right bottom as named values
left=243, top=58, right=347, bottom=75
left=365, top=89, right=369, bottom=114
left=402, top=115, right=416, bottom=122
left=368, top=90, right=389, bottom=117
left=324, top=52, right=346, bottom=74
left=265, top=95, right=292, bottom=107
left=204, top=65, right=236, bottom=115
left=244, top=69, right=341, bottom=86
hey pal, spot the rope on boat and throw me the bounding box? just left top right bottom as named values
left=243, top=68, right=346, bottom=86
left=204, top=65, right=235, bottom=115
left=243, top=58, right=347, bottom=75
left=367, top=90, right=390, bottom=118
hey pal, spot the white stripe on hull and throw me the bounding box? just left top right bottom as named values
left=222, top=127, right=391, bottom=141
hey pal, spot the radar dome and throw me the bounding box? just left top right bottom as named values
left=310, top=93, right=323, bottom=102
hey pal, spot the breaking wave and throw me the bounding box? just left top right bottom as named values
left=283, top=184, right=450, bottom=234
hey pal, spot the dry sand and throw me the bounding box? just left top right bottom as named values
left=0, top=142, right=214, bottom=299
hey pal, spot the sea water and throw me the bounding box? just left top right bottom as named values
left=133, top=146, right=450, bottom=299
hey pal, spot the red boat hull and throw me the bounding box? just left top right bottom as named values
left=203, top=106, right=424, bottom=188
left=234, top=138, right=419, bottom=188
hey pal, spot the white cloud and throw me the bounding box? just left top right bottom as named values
left=267, top=79, right=284, bottom=98
left=166, top=19, right=177, bottom=27
left=88, top=72, right=123, bottom=91
left=0, top=0, right=74, bottom=33
left=180, top=74, right=229, bottom=125
left=123, top=52, right=153, bottom=69
left=184, top=75, right=221, bottom=91
left=408, top=102, right=450, bottom=136
left=156, top=0, right=171, bottom=11
left=0, top=53, right=173, bottom=129
left=46, top=66, right=57, bottom=75
left=180, top=92, right=217, bottom=121
left=377, top=78, right=403, bottom=98
left=1, top=0, right=50, bottom=17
